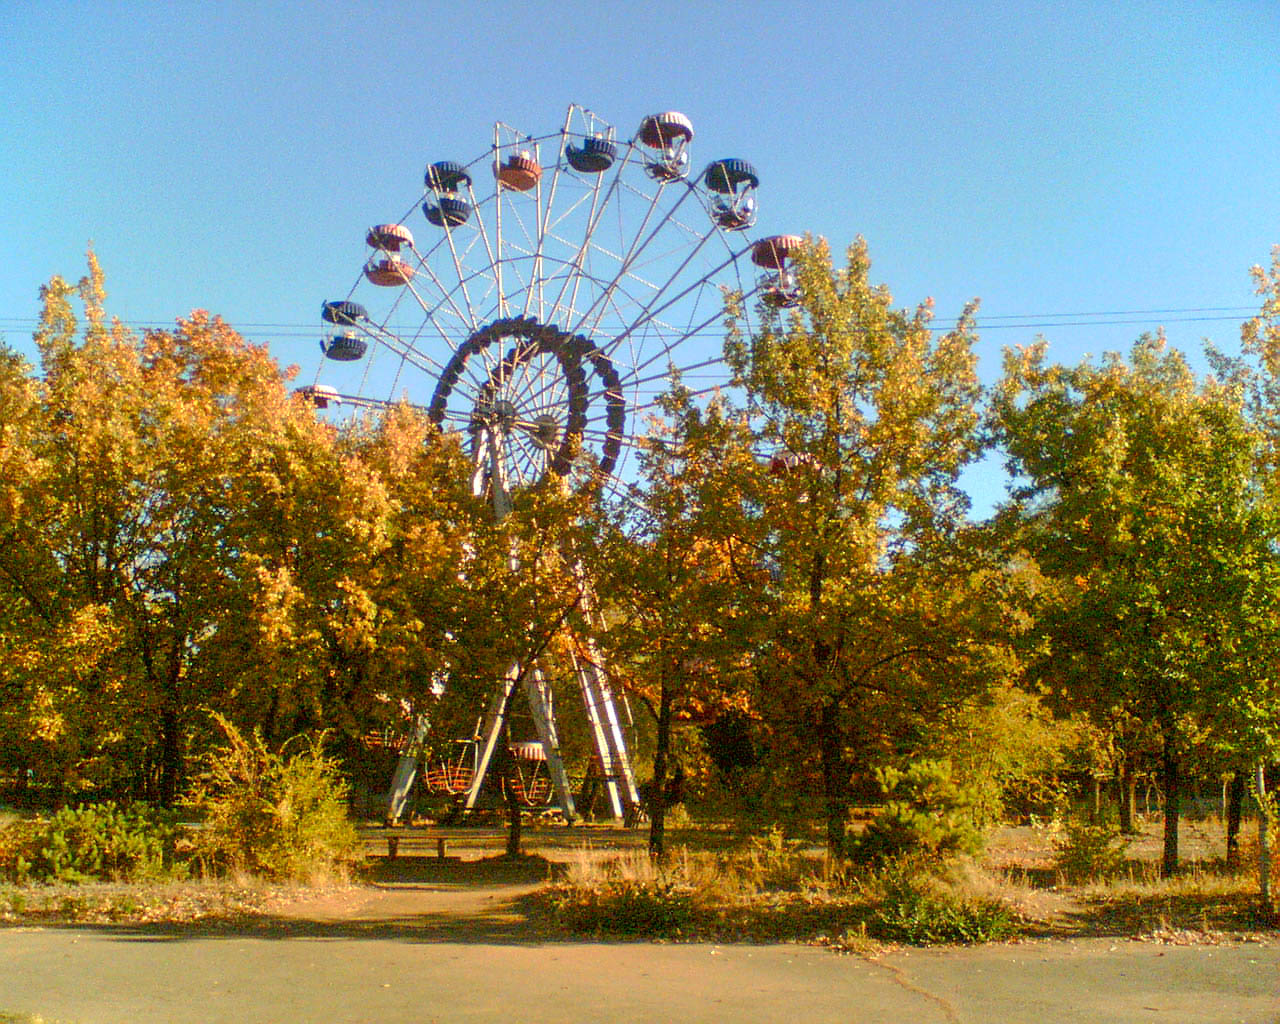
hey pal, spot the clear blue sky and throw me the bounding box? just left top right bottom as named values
left=2, top=1, right=1277, bottom=513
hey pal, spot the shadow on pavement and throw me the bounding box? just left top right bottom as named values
left=2, top=854, right=578, bottom=947
left=9, top=896, right=565, bottom=947
left=362, top=853, right=567, bottom=886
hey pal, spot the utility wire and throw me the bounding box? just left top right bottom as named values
left=0, top=306, right=1263, bottom=340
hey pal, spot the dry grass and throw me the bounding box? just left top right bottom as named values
left=0, top=877, right=344, bottom=926
left=977, top=816, right=1275, bottom=937
left=543, top=815, right=1277, bottom=945
left=561, top=831, right=833, bottom=897
left=548, top=838, right=874, bottom=942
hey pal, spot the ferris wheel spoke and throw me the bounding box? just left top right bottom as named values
left=402, top=248, right=479, bottom=338
left=538, top=195, right=605, bottom=325
left=367, top=315, right=447, bottom=369
left=624, top=230, right=740, bottom=340
left=629, top=332, right=732, bottom=391
left=462, top=182, right=505, bottom=319
left=524, top=437, right=548, bottom=482
left=514, top=363, right=568, bottom=413
left=509, top=432, right=542, bottom=486
left=529, top=163, right=569, bottom=324
left=622, top=379, right=728, bottom=421
left=504, top=353, right=537, bottom=403
left=357, top=322, right=443, bottom=380
left=433, top=222, right=484, bottom=335
left=564, top=175, right=699, bottom=341
left=598, top=247, right=747, bottom=368
left=553, top=172, right=653, bottom=336
left=434, top=410, right=477, bottom=433
left=547, top=149, right=635, bottom=325
left=329, top=393, right=432, bottom=414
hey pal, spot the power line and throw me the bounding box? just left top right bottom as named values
left=0, top=306, right=1263, bottom=340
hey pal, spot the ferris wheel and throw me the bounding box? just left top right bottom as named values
left=302, top=104, right=802, bottom=824
left=301, top=104, right=803, bottom=508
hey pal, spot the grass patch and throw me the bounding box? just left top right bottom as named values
left=984, top=822, right=1275, bottom=937
left=550, top=878, right=695, bottom=936
left=0, top=879, right=281, bottom=925
left=1068, top=865, right=1270, bottom=936
left=541, top=841, right=1009, bottom=945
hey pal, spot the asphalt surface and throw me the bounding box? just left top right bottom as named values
left=2, top=926, right=1278, bottom=1024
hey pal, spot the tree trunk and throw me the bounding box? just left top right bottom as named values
left=159, top=706, right=182, bottom=809
left=1117, top=760, right=1137, bottom=834
left=819, top=700, right=849, bottom=857
left=648, top=681, right=672, bottom=862
left=1258, top=761, right=1273, bottom=919
left=501, top=733, right=522, bottom=858
left=489, top=696, right=520, bottom=857
left=1226, top=771, right=1246, bottom=870
left=1159, top=729, right=1180, bottom=878
left=504, top=783, right=522, bottom=857
left=14, top=759, right=29, bottom=809
left=1259, top=757, right=1269, bottom=921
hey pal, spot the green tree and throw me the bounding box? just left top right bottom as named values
left=991, top=334, right=1280, bottom=875
left=721, top=237, right=994, bottom=854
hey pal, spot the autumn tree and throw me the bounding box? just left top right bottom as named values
left=721, top=237, right=996, bottom=855
left=1211, top=247, right=1280, bottom=895
left=991, top=334, right=1280, bottom=875
left=216, top=402, right=481, bottom=755
left=594, top=384, right=764, bottom=858
left=0, top=254, right=387, bottom=805
left=0, top=342, right=87, bottom=801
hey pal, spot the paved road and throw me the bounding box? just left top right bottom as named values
left=2, top=925, right=1277, bottom=1024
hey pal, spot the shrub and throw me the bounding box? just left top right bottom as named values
left=550, top=879, right=695, bottom=937
left=188, top=715, right=360, bottom=882
left=870, top=861, right=1017, bottom=945
left=0, top=803, right=180, bottom=884
left=0, top=821, right=36, bottom=884
left=1053, top=820, right=1128, bottom=882
left=847, top=760, right=984, bottom=866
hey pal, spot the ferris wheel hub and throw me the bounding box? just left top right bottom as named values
left=529, top=413, right=561, bottom=449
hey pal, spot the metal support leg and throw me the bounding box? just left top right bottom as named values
left=523, top=666, right=577, bottom=820
left=386, top=715, right=429, bottom=824
left=463, top=667, right=519, bottom=811
left=571, top=642, right=640, bottom=821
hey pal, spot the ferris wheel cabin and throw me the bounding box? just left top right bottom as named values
left=638, top=110, right=694, bottom=181
left=752, top=234, right=804, bottom=308
left=320, top=299, right=370, bottom=361
left=704, top=158, right=759, bottom=230
left=364, top=223, right=416, bottom=286
left=423, top=161, right=474, bottom=227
